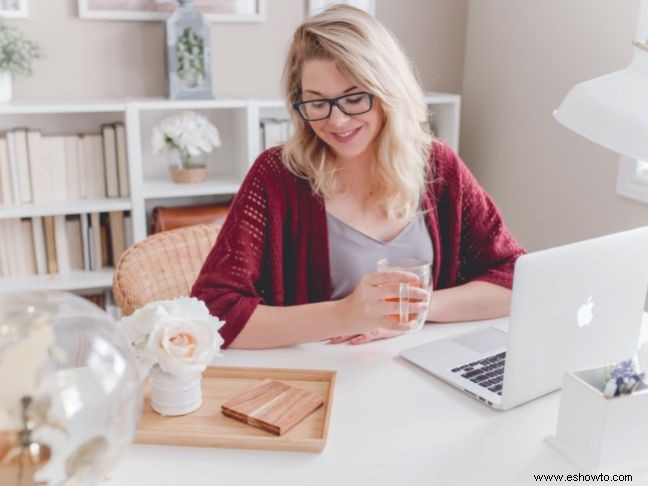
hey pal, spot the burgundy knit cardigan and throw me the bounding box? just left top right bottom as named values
left=191, top=141, right=526, bottom=348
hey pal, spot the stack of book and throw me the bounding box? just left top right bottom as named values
left=0, top=123, right=129, bottom=205
left=0, top=211, right=132, bottom=277
left=259, top=118, right=292, bottom=151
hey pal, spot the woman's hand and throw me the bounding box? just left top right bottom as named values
left=335, top=270, right=429, bottom=335
left=328, top=328, right=406, bottom=345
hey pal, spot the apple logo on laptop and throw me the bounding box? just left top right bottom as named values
left=577, top=296, right=594, bottom=327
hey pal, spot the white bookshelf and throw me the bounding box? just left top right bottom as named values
left=0, top=269, right=115, bottom=292
left=0, top=198, right=132, bottom=219
left=425, top=91, right=461, bottom=151
left=0, top=93, right=461, bottom=293
left=142, top=177, right=241, bottom=199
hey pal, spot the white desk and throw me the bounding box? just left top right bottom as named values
left=109, top=317, right=648, bottom=486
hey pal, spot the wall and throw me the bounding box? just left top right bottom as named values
left=461, top=0, right=648, bottom=251
left=9, top=1, right=646, bottom=252
left=8, top=0, right=467, bottom=101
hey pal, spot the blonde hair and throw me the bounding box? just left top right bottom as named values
left=281, top=5, right=432, bottom=221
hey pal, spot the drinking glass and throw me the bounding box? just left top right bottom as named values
left=376, top=258, right=432, bottom=332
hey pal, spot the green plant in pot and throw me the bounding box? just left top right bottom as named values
left=0, top=20, right=43, bottom=103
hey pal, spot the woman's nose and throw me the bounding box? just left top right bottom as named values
left=327, top=104, right=351, bottom=126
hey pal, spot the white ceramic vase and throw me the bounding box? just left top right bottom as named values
left=148, top=364, right=202, bottom=416
left=0, top=71, right=12, bottom=103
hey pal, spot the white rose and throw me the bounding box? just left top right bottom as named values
left=638, top=340, right=648, bottom=374
left=147, top=316, right=221, bottom=376
left=119, top=297, right=224, bottom=375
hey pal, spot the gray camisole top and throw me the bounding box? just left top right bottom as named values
left=326, top=212, right=434, bottom=300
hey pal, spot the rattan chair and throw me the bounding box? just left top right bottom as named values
left=113, top=223, right=220, bottom=316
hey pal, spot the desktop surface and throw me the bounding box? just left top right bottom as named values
left=109, top=316, right=648, bottom=486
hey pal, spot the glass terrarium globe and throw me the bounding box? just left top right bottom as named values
left=0, top=291, right=141, bottom=485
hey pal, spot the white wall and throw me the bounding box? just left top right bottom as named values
left=461, top=0, right=648, bottom=251
left=8, top=0, right=467, bottom=100
left=15, top=1, right=644, bottom=252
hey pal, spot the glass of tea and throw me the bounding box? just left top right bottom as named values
left=376, top=257, right=432, bottom=332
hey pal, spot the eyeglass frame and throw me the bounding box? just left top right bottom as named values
left=293, top=91, right=376, bottom=121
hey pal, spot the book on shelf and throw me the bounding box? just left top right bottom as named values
left=0, top=220, right=18, bottom=276
left=102, top=124, right=120, bottom=198
left=123, top=213, right=134, bottom=249
left=29, top=132, right=68, bottom=204
left=115, top=123, right=130, bottom=197
left=260, top=118, right=292, bottom=151
left=0, top=211, right=131, bottom=278
left=26, top=130, right=46, bottom=203
left=65, top=135, right=81, bottom=201
left=49, top=137, right=68, bottom=202
left=54, top=215, right=71, bottom=274
left=0, top=124, right=130, bottom=207
left=31, top=216, right=47, bottom=275
left=66, top=215, right=84, bottom=271
left=80, top=135, right=106, bottom=200
left=100, top=213, right=110, bottom=268
left=108, top=211, right=127, bottom=265
left=0, top=136, right=14, bottom=205
left=80, top=213, right=91, bottom=271
left=89, top=212, right=102, bottom=271
left=20, top=218, right=37, bottom=276
left=43, top=215, right=58, bottom=274
left=8, top=129, right=32, bottom=204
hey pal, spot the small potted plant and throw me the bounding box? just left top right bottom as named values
left=0, top=20, right=43, bottom=103
left=118, top=296, right=225, bottom=416
left=151, top=110, right=221, bottom=183
left=546, top=355, right=648, bottom=471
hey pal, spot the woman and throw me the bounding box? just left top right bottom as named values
left=191, top=5, right=525, bottom=349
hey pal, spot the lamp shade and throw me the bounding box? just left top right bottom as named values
left=554, top=46, right=648, bottom=161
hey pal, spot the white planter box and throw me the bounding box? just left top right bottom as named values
left=546, top=365, right=648, bottom=472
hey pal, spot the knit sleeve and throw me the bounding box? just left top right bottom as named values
left=190, top=150, right=276, bottom=348
left=436, top=143, right=525, bottom=289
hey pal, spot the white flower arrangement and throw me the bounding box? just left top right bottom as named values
left=119, top=297, right=224, bottom=376
left=151, top=111, right=221, bottom=169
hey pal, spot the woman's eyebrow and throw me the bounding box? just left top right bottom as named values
left=303, top=86, right=358, bottom=96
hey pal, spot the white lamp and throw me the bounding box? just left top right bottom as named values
left=554, top=2, right=648, bottom=161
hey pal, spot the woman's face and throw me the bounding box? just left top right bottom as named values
left=300, top=59, right=384, bottom=162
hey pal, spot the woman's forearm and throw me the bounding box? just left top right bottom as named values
left=229, top=300, right=348, bottom=349
left=427, top=280, right=512, bottom=323
left=230, top=281, right=511, bottom=348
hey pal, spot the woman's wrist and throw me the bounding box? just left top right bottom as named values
left=332, top=296, right=355, bottom=333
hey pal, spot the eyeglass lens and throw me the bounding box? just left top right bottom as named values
left=299, top=93, right=372, bottom=120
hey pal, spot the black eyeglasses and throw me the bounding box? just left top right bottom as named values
left=293, top=92, right=375, bottom=121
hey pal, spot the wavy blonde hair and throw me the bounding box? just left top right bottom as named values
left=281, top=5, right=432, bottom=221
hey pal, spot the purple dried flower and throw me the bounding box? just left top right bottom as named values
left=609, top=360, right=644, bottom=381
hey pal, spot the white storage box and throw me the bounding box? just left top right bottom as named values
left=546, top=365, right=648, bottom=472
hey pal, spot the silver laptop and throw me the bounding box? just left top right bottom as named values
left=400, top=226, right=648, bottom=411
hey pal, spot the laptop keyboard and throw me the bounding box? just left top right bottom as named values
left=450, top=352, right=506, bottom=395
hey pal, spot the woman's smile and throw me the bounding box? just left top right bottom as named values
left=330, top=126, right=363, bottom=143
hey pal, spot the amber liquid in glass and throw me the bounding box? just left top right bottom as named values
left=385, top=283, right=425, bottom=322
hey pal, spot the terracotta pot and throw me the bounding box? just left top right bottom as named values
left=169, top=165, right=207, bottom=183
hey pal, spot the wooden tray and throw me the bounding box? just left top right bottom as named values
left=135, top=366, right=336, bottom=452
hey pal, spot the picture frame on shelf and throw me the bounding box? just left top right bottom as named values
left=77, top=0, right=265, bottom=23
left=0, top=0, right=28, bottom=18
left=308, top=0, right=375, bottom=17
